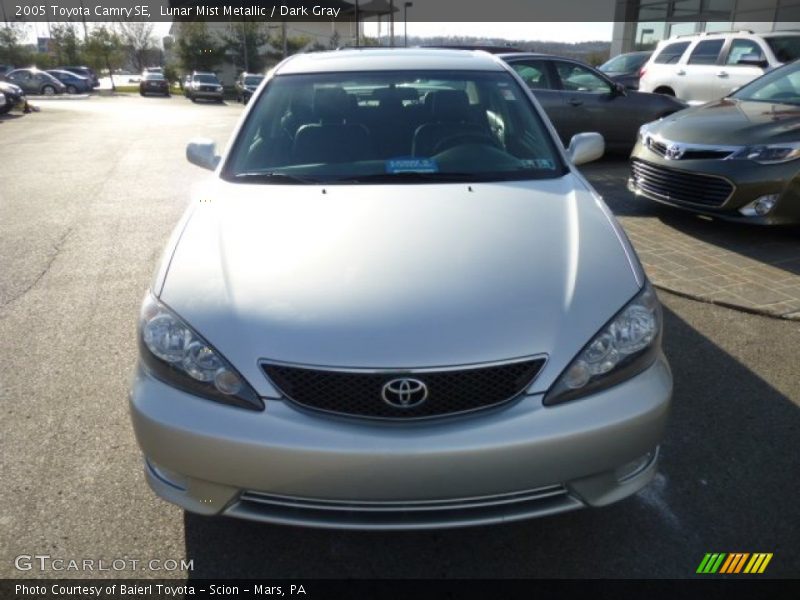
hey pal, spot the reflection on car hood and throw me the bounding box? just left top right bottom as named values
left=652, top=98, right=800, bottom=145
left=159, top=175, right=640, bottom=394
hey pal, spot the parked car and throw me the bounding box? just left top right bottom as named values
left=500, top=52, right=686, bottom=152
left=0, top=80, right=26, bottom=114
left=234, top=72, right=264, bottom=103
left=185, top=71, right=224, bottom=102
left=598, top=51, right=651, bottom=89
left=638, top=30, right=800, bottom=104
left=139, top=72, right=170, bottom=97
left=5, top=69, right=66, bottom=95
left=58, top=65, right=100, bottom=88
left=630, top=60, right=800, bottom=225
left=130, top=49, right=671, bottom=529
left=46, top=69, right=92, bottom=94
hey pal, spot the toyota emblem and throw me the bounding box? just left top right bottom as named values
left=665, top=143, right=684, bottom=160
left=381, top=378, right=428, bottom=408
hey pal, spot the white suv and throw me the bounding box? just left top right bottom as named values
left=639, top=30, right=800, bottom=104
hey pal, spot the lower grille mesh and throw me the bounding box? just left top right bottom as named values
left=262, top=358, right=546, bottom=419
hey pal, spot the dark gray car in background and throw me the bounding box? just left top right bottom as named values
left=500, top=53, right=686, bottom=152
left=598, top=51, right=652, bottom=90
left=4, top=68, right=66, bottom=96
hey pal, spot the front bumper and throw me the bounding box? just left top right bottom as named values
left=191, top=88, right=224, bottom=100
left=129, top=355, right=672, bottom=529
left=629, top=140, right=800, bottom=225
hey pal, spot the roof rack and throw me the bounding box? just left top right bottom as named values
left=671, top=29, right=754, bottom=39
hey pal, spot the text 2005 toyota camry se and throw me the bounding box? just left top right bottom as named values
left=129, top=49, right=672, bottom=530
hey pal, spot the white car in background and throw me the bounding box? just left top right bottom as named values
left=639, top=30, right=800, bottom=104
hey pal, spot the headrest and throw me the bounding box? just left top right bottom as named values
left=313, top=87, right=351, bottom=121
left=429, top=90, right=471, bottom=121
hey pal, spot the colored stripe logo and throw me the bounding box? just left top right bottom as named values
left=697, top=553, right=773, bottom=574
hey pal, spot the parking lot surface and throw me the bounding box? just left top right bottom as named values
left=1, top=96, right=798, bottom=578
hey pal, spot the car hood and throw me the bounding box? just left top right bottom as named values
left=651, top=97, right=800, bottom=145
left=159, top=175, right=641, bottom=396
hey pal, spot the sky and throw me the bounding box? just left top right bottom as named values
left=27, top=21, right=613, bottom=45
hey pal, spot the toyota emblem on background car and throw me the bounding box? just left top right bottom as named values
left=381, top=378, right=429, bottom=408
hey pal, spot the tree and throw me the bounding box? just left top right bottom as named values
left=50, top=23, right=84, bottom=66
left=0, top=24, right=33, bottom=67
left=85, top=26, right=124, bottom=88
left=117, top=22, right=157, bottom=72
left=175, top=22, right=225, bottom=73
left=220, top=21, right=270, bottom=73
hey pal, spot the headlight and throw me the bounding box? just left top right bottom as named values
left=138, top=293, right=263, bottom=410
left=544, top=281, right=662, bottom=406
left=730, top=142, right=800, bottom=164
left=637, top=124, right=651, bottom=144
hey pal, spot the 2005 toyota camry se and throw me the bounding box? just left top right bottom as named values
left=129, top=49, right=672, bottom=529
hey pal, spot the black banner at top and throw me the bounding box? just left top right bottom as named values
left=0, top=0, right=770, bottom=23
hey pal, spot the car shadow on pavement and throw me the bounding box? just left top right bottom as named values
left=183, top=304, right=800, bottom=579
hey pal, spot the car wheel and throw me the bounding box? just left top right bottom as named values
left=42, top=85, right=55, bottom=96
left=190, top=97, right=197, bottom=103
left=140, top=91, right=145, bottom=96
left=66, top=85, right=77, bottom=94
left=654, top=87, right=675, bottom=97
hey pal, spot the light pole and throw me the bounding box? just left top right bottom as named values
left=389, top=0, right=394, bottom=47
left=104, top=39, right=116, bottom=92
left=404, top=2, right=412, bottom=47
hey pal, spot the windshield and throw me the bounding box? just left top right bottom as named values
left=732, top=62, right=800, bottom=105
left=245, top=76, right=264, bottom=86
left=223, top=70, right=565, bottom=184
left=194, top=74, right=218, bottom=84
left=765, top=36, right=800, bottom=63
left=599, top=53, right=648, bottom=73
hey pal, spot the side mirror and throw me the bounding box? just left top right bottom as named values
left=613, top=82, right=627, bottom=96
left=736, top=54, right=768, bottom=69
left=567, top=132, right=605, bottom=166
left=186, top=138, right=220, bottom=171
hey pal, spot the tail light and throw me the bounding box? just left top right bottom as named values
left=639, top=66, right=647, bottom=78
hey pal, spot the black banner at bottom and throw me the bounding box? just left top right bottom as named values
left=2, top=579, right=800, bottom=600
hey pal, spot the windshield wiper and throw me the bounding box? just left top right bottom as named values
left=329, top=172, right=494, bottom=183
left=233, top=171, right=320, bottom=184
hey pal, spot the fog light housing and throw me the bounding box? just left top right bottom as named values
left=739, top=194, right=779, bottom=217
left=615, top=448, right=658, bottom=482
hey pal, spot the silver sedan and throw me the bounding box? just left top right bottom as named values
left=129, top=49, right=672, bottom=530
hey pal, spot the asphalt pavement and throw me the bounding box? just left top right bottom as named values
left=0, top=96, right=798, bottom=579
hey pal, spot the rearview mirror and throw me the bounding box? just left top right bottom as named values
left=736, top=54, right=768, bottom=69
left=567, top=132, right=604, bottom=166
left=186, top=138, right=220, bottom=171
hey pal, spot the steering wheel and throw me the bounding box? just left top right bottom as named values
left=431, top=132, right=500, bottom=155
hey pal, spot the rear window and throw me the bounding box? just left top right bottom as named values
left=194, top=74, right=218, bottom=84
left=688, top=39, right=724, bottom=65
left=654, top=41, right=690, bottom=64
left=765, top=36, right=800, bottom=63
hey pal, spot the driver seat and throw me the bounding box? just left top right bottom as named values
left=411, top=90, right=487, bottom=157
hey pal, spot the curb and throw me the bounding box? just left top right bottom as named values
left=654, top=284, right=800, bottom=321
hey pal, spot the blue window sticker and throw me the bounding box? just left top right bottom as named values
left=521, top=158, right=555, bottom=170
left=386, top=157, right=439, bottom=173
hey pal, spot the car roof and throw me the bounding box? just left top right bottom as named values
left=276, top=48, right=506, bottom=75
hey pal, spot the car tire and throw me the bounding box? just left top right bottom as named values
left=654, top=87, right=675, bottom=97
left=140, top=91, right=145, bottom=96
left=190, top=97, right=197, bottom=103
left=66, top=85, right=77, bottom=94
left=42, top=85, right=56, bottom=96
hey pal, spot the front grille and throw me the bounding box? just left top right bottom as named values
left=262, top=358, right=546, bottom=419
left=229, top=485, right=580, bottom=529
left=631, top=159, right=733, bottom=207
